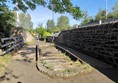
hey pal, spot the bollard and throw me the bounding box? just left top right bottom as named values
left=36, top=45, right=40, bottom=71
left=36, top=45, right=38, bottom=61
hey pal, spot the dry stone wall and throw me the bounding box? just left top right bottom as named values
left=55, top=22, right=118, bottom=67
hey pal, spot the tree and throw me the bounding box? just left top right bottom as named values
left=112, top=1, right=118, bottom=13
left=0, top=0, right=83, bottom=20
left=18, top=13, right=33, bottom=29
left=0, top=5, right=15, bottom=37
left=46, top=20, right=55, bottom=28
left=107, top=12, right=118, bottom=18
left=80, top=11, right=94, bottom=26
left=57, top=15, right=69, bottom=30
left=73, top=24, right=78, bottom=28
left=27, top=28, right=35, bottom=36
left=38, top=22, right=43, bottom=28
left=81, top=16, right=94, bottom=26
left=46, top=27, right=53, bottom=33
left=36, top=26, right=51, bottom=39
left=108, top=1, right=118, bottom=18
left=95, top=9, right=106, bottom=21
left=13, top=12, right=33, bottom=29
left=53, top=26, right=60, bottom=33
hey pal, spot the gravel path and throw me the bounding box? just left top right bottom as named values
left=0, top=40, right=116, bottom=83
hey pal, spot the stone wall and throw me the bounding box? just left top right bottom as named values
left=12, top=27, right=34, bottom=43
left=55, top=22, right=118, bottom=67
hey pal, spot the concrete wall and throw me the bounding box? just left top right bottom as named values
left=55, top=22, right=118, bottom=67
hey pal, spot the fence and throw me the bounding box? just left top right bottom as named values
left=0, top=36, right=24, bottom=55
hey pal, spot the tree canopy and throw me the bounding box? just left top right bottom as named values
left=57, top=15, right=70, bottom=30
left=46, top=20, right=55, bottom=28
left=95, top=9, right=106, bottom=21
left=0, top=5, right=15, bottom=37
left=80, top=11, right=94, bottom=26
left=81, top=1, right=118, bottom=26
left=0, top=0, right=83, bottom=20
left=108, top=1, right=118, bottom=18
left=18, top=13, right=33, bottom=29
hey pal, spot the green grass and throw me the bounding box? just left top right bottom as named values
left=0, top=54, right=11, bottom=72
left=26, top=39, right=34, bottom=45
left=62, top=68, right=72, bottom=73
left=50, top=43, right=55, bottom=47
left=45, top=65, right=53, bottom=70
left=42, top=60, right=54, bottom=70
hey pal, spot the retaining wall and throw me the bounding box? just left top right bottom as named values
left=55, top=22, right=118, bottom=67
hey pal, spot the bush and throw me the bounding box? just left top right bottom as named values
left=43, top=31, right=51, bottom=39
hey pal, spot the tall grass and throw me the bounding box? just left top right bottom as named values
left=0, top=54, right=11, bottom=72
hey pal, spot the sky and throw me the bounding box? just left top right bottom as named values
left=8, top=0, right=117, bottom=28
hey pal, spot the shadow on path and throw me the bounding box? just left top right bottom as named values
left=17, top=47, right=35, bottom=57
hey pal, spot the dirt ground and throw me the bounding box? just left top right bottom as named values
left=0, top=40, right=117, bottom=83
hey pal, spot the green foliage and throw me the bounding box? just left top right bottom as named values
left=112, top=1, right=118, bottom=13
left=81, top=16, right=93, bottom=26
left=19, top=13, right=33, bottom=29
left=48, top=0, right=83, bottom=20
left=95, top=1, right=118, bottom=21
left=45, top=15, right=71, bottom=33
left=27, top=28, right=35, bottom=35
left=26, top=39, right=34, bottom=45
left=43, top=31, right=51, bottom=39
left=12, top=0, right=46, bottom=12
left=36, top=27, right=51, bottom=39
left=46, top=27, right=53, bottom=33
left=50, top=43, right=55, bottom=47
left=0, top=5, right=15, bottom=37
left=1, top=0, right=83, bottom=20
left=0, top=54, right=11, bottom=72
left=46, top=20, right=55, bottom=28
left=108, top=12, right=118, bottom=18
left=53, top=26, right=60, bottom=33
left=108, top=1, right=118, bottom=18
left=57, top=15, right=70, bottom=30
left=95, top=9, right=106, bottom=21
left=13, top=12, right=33, bottom=29
left=36, top=27, right=44, bottom=37
left=81, top=1, right=118, bottom=26
left=37, top=15, right=70, bottom=35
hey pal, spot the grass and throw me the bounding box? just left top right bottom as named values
left=39, top=43, right=93, bottom=76
left=0, top=54, right=11, bottom=73
left=50, top=43, right=55, bottom=47
left=45, top=65, right=53, bottom=70
left=42, top=60, right=54, bottom=70
left=62, top=68, right=73, bottom=73
left=26, top=39, right=34, bottom=45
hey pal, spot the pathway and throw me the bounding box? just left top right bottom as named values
left=0, top=40, right=116, bottom=83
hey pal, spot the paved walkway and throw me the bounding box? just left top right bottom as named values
left=0, top=41, right=117, bottom=83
